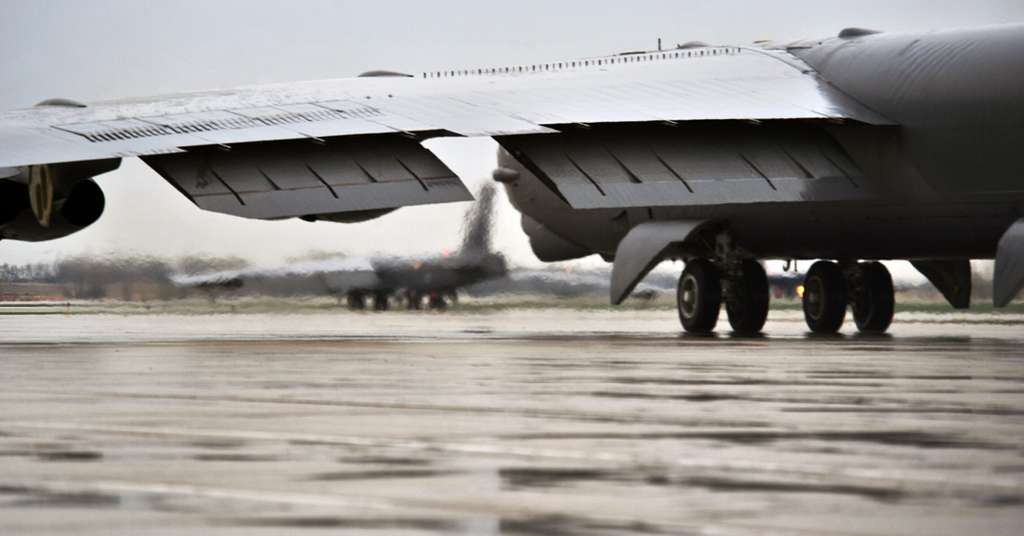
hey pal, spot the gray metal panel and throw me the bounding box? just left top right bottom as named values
left=306, top=151, right=375, bottom=187
left=198, top=180, right=469, bottom=220
left=378, top=95, right=555, bottom=137
left=606, top=141, right=683, bottom=185
left=145, top=110, right=303, bottom=147
left=252, top=148, right=325, bottom=191
left=610, top=220, right=709, bottom=304
left=394, top=144, right=456, bottom=180
left=211, top=153, right=279, bottom=194
left=142, top=134, right=470, bottom=221
left=655, top=141, right=760, bottom=181
left=912, top=260, right=973, bottom=309
left=317, top=100, right=433, bottom=134
left=0, top=46, right=893, bottom=169
left=143, top=153, right=233, bottom=197
left=498, top=125, right=875, bottom=209
left=347, top=137, right=417, bottom=183
left=229, top=104, right=393, bottom=140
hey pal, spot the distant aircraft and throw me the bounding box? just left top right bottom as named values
left=173, top=185, right=506, bottom=310
left=1, top=25, right=1022, bottom=334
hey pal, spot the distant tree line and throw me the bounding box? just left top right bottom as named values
left=0, top=256, right=998, bottom=303
left=0, top=263, right=57, bottom=283
left=0, top=255, right=249, bottom=301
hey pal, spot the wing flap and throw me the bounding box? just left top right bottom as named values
left=498, top=124, right=875, bottom=209
left=143, top=134, right=471, bottom=220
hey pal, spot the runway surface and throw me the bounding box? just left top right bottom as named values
left=1, top=309, right=1023, bottom=535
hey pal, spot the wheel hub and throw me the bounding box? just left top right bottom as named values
left=805, top=277, right=824, bottom=320
left=679, top=275, right=698, bottom=318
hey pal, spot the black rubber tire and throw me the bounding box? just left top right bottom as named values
left=726, top=260, right=770, bottom=335
left=346, top=292, right=366, bottom=311
left=677, top=259, right=722, bottom=334
left=802, top=261, right=848, bottom=334
left=852, top=262, right=895, bottom=334
left=428, top=294, right=447, bottom=311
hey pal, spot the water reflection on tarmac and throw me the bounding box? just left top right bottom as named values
left=0, top=309, right=1022, bottom=535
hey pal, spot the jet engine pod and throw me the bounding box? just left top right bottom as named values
left=28, top=164, right=55, bottom=227
left=59, top=178, right=106, bottom=227
left=0, top=179, right=29, bottom=225
left=0, top=178, right=106, bottom=242
left=0, top=158, right=118, bottom=242
left=521, top=214, right=591, bottom=262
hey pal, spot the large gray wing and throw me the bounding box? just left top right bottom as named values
left=0, top=46, right=892, bottom=221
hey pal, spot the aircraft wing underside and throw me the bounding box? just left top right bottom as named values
left=143, top=134, right=470, bottom=220
left=496, top=123, right=875, bottom=209
left=0, top=46, right=894, bottom=221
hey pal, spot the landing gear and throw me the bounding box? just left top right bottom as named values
left=677, top=258, right=770, bottom=335
left=800, top=260, right=895, bottom=334
left=373, top=292, right=390, bottom=311
left=428, top=293, right=448, bottom=311
left=850, top=262, right=895, bottom=334
left=677, top=259, right=722, bottom=334
left=346, top=291, right=366, bottom=311
left=406, top=290, right=422, bottom=310
left=802, top=261, right=848, bottom=334
left=403, top=290, right=453, bottom=311
left=725, top=260, right=770, bottom=335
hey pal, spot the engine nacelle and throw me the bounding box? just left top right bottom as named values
left=0, top=158, right=118, bottom=242
left=1, top=178, right=107, bottom=242
left=521, top=214, right=591, bottom=262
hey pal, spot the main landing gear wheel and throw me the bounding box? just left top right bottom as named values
left=677, top=259, right=722, bottom=334
left=428, top=293, right=447, bottom=311
left=802, top=261, right=848, bottom=334
left=346, top=291, right=366, bottom=311
left=726, top=260, right=770, bottom=335
left=406, top=290, right=422, bottom=310
left=373, top=292, right=390, bottom=311
left=852, top=262, right=895, bottom=334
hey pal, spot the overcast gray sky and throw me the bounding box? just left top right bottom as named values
left=2, top=0, right=1023, bottom=272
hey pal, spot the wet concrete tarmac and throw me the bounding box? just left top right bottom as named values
left=0, top=309, right=1022, bottom=535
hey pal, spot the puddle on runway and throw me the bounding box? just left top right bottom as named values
left=308, top=469, right=459, bottom=481
left=220, top=516, right=464, bottom=531
left=497, top=430, right=1003, bottom=449
left=192, top=453, right=280, bottom=462
left=0, top=486, right=121, bottom=509
left=336, top=455, right=432, bottom=466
